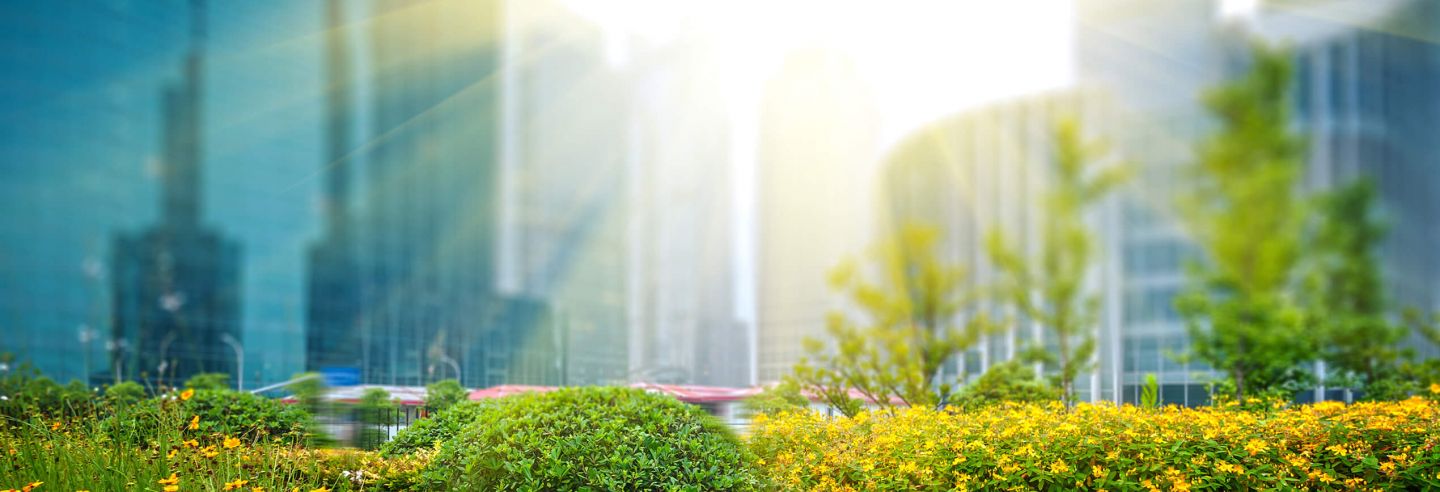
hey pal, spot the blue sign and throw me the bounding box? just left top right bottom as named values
left=320, top=367, right=361, bottom=387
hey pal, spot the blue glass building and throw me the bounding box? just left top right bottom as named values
left=2, top=1, right=323, bottom=389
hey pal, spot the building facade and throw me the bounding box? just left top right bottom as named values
left=879, top=89, right=1128, bottom=403
left=0, top=1, right=182, bottom=385
left=111, top=0, right=245, bottom=388
left=622, top=32, right=749, bottom=387
left=497, top=0, right=631, bottom=385
left=755, top=49, right=880, bottom=383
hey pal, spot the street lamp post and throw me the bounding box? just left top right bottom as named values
left=157, top=331, right=178, bottom=385
left=220, top=333, right=243, bottom=391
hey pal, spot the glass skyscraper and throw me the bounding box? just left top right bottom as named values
left=3, top=1, right=325, bottom=390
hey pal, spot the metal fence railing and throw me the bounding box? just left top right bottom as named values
left=353, top=405, right=434, bottom=450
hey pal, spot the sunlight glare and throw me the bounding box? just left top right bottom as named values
left=566, top=0, right=1073, bottom=148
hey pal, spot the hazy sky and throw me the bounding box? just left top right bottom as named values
left=564, top=0, right=1076, bottom=329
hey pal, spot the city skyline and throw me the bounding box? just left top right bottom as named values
left=3, top=0, right=1438, bottom=398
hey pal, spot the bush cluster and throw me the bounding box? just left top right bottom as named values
left=379, top=401, right=487, bottom=457
left=101, top=389, right=310, bottom=445
left=749, top=397, right=1440, bottom=491
left=421, top=387, right=765, bottom=490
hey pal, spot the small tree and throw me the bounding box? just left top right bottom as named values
left=425, top=379, right=467, bottom=412
left=987, top=118, right=1127, bottom=406
left=792, top=224, right=998, bottom=416
left=1176, top=44, right=1312, bottom=402
left=1304, top=179, right=1409, bottom=398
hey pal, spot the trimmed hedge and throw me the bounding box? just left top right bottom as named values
left=380, top=400, right=489, bottom=457
left=423, top=387, right=765, bottom=490
left=749, top=397, right=1440, bottom=491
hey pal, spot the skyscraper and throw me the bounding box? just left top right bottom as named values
left=0, top=2, right=181, bottom=384
left=111, top=0, right=244, bottom=387
left=755, top=49, right=880, bottom=383
left=305, top=0, right=362, bottom=375
left=351, top=0, right=556, bottom=387
left=497, top=0, right=630, bottom=385
left=623, top=31, right=749, bottom=387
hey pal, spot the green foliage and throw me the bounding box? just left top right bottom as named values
left=950, top=360, right=1061, bottom=409
left=183, top=372, right=231, bottom=391
left=987, top=118, right=1127, bottom=406
left=356, top=387, right=395, bottom=450
left=1140, top=374, right=1159, bottom=409
left=750, top=399, right=1440, bottom=491
left=424, top=387, right=764, bottom=490
left=1304, top=179, right=1411, bottom=396
left=0, top=362, right=98, bottom=420
left=795, top=224, right=999, bottom=416
left=380, top=400, right=489, bottom=458
left=741, top=380, right=810, bottom=418
left=104, top=381, right=146, bottom=407
left=100, top=389, right=310, bottom=444
left=423, top=379, right=466, bottom=412
left=1176, top=43, right=1312, bottom=402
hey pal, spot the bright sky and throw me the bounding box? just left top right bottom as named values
left=566, top=0, right=1076, bottom=149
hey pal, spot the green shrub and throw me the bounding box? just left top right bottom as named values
left=423, top=387, right=765, bottom=490
left=751, top=398, right=1440, bottom=491
left=380, top=400, right=488, bottom=458
left=424, top=379, right=466, bottom=411
left=101, top=389, right=310, bottom=445
left=740, top=379, right=810, bottom=418
left=0, top=362, right=99, bottom=421
left=950, top=360, right=1061, bottom=409
left=104, top=381, right=146, bottom=407
left=184, top=372, right=232, bottom=391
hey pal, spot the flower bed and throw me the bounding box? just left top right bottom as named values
left=748, top=398, right=1440, bottom=491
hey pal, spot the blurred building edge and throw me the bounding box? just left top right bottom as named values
left=878, top=87, right=1129, bottom=404
left=305, top=0, right=362, bottom=376
left=621, top=22, right=749, bottom=387
left=302, top=0, right=562, bottom=388
left=755, top=48, right=882, bottom=384
left=496, top=0, right=631, bottom=386
left=112, top=0, right=244, bottom=388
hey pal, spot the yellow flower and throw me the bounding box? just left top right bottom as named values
left=50, top=421, right=61, bottom=431
left=202, top=445, right=219, bottom=458
left=251, top=488, right=266, bottom=492
left=167, top=449, right=178, bottom=459
left=21, top=482, right=42, bottom=492
left=310, top=489, right=331, bottom=492
left=163, top=486, right=179, bottom=492
left=183, top=439, right=199, bottom=448
left=157, top=473, right=179, bottom=486
left=223, top=437, right=241, bottom=449
left=1244, top=439, right=1269, bottom=456
left=188, top=415, right=200, bottom=430
left=1049, top=460, right=1071, bottom=474
left=223, top=479, right=249, bottom=491
left=180, top=388, right=195, bottom=401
